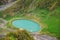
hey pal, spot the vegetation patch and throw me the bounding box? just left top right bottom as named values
left=0, top=30, right=34, bottom=40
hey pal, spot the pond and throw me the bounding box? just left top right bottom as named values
left=12, top=19, right=40, bottom=32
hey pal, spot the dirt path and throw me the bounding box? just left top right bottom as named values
left=31, top=33, right=57, bottom=40
left=0, top=1, right=16, bottom=11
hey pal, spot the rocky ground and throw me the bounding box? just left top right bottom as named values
left=0, top=18, right=7, bottom=28
left=0, top=31, right=57, bottom=40
left=0, top=1, right=16, bottom=11
left=31, top=33, right=57, bottom=40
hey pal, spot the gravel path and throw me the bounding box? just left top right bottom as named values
left=0, top=1, right=16, bottom=11
left=31, top=33, right=57, bottom=40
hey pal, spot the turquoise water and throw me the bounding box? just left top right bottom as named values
left=12, top=20, right=40, bottom=32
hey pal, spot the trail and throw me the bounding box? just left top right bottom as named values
left=0, top=1, right=16, bottom=11
left=31, top=33, right=57, bottom=40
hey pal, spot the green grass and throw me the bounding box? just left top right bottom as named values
left=33, top=7, right=60, bottom=37
left=0, top=4, right=60, bottom=38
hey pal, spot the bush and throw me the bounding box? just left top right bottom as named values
left=0, top=30, right=34, bottom=40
